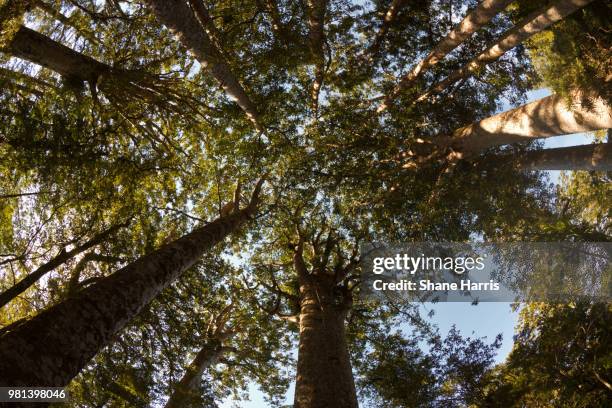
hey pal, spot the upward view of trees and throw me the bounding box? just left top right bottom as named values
left=0, top=0, right=610, bottom=407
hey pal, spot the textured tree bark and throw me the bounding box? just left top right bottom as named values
left=516, top=143, right=612, bottom=171
left=186, top=0, right=224, bottom=55
left=294, top=274, right=357, bottom=408
left=143, top=0, right=262, bottom=131
left=0, top=222, right=127, bottom=309
left=448, top=91, right=612, bottom=155
left=378, top=0, right=512, bottom=112
left=164, top=342, right=228, bottom=408
left=5, top=26, right=109, bottom=83
left=0, top=181, right=263, bottom=386
left=414, top=0, right=594, bottom=104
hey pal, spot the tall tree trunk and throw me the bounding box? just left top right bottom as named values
left=378, top=0, right=512, bottom=112
left=516, top=143, right=612, bottom=171
left=294, top=275, right=357, bottom=408
left=5, top=26, right=109, bottom=83
left=293, top=243, right=357, bottom=408
left=414, top=0, right=594, bottom=104
left=0, top=222, right=127, bottom=309
left=186, top=0, right=225, bottom=57
left=447, top=90, right=612, bottom=155
left=306, top=0, right=327, bottom=115
left=143, top=0, right=263, bottom=131
left=0, top=181, right=264, bottom=387
left=164, top=341, right=230, bottom=408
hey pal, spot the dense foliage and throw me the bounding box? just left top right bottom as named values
left=0, top=0, right=610, bottom=406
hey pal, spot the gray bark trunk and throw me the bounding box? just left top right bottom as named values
left=0, top=185, right=262, bottom=386
left=449, top=90, right=612, bottom=155
left=6, top=26, right=109, bottom=83
left=294, top=274, right=357, bottom=408
left=415, top=0, right=594, bottom=103
left=378, top=0, right=512, bottom=112
left=517, top=143, right=612, bottom=171
left=143, top=0, right=262, bottom=131
left=0, top=223, right=127, bottom=309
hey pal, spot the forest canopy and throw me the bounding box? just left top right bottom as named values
left=0, top=0, right=610, bottom=407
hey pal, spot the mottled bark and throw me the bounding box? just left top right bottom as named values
left=516, top=143, right=612, bottom=171
left=415, top=0, right=594, bottom=104
left=143, top=0, right=262, bottom=131
left=306, top=0, right=327, bottom=114
left=5, top=25, right=109, bottom=83
left=0, top=181, right=264, bottom=386
left=164, top=342, right=229, bottom=408
left=365, top=0, right=406, bottom=60
left=378, top=0, right=512, bottom=112
left=0, top=222, right=127, bottom=309
left=448, top=90, right=612, bottom=155
left=293, top=246, right=357, bottom=408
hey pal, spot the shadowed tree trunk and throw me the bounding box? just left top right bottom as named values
left=5, top=26, right=108, bottom=83
left=186, top=0, right=225, bottom=56
left=516, top=143, right=612, bottom=171
left=0, top=222, right=128, bottom=309
left=378, top=0, right=512, bottom=112
left=293, top=242, right=357, bottom=408
left=0, top=180, right=264, bottom=387
left=414, top=0, right=594, bottom=104
left=446, top=90, right=612, bottom=155
left=143, top=0, right=263, bottom=131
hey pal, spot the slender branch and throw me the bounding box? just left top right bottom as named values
left=0, top=221, right=129, bottom=309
